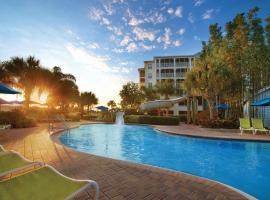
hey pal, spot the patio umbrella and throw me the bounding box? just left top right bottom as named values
left=251, top=97, right=270, bottom=106
left=96, top=106, right=109, bottom=112
left=0, top=83, right=20, bottom=94
left=215, top=103, right=229, bottom=110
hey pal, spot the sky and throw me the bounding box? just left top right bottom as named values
left=0, top=0, right=269, bottom=105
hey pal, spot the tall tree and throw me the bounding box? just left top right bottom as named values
left=80, top=92, right=98, bottom=112
left=141, top=86, right=159, bottom=101
left=107, top=100, right=117, bottom=110
left=4, top=56, right=42, bottom=108
left=119, top=82, right=144, bottom=109
left=155, top=80, right=175, bottom=99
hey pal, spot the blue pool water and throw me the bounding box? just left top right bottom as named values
left=59, top=124, right=270, bottom=199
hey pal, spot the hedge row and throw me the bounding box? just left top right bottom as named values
left=124, top=115, right=179, bottom=125
left=0, top=110, right=36, bottom=128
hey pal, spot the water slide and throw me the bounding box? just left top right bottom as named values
left=139, top=97, right=187, bottom=111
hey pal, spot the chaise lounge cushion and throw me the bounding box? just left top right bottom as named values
left=0, top=166, right=88, bottom=200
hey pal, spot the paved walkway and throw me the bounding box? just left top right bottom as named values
left=154, top=123, right=270, bottom=142
left=0, top=123, right=250, bottom=200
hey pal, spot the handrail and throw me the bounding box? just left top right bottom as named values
left=48, top=114, right=70, bottom=133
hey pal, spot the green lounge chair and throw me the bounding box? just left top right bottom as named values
left=0, top=150, right=44, bottom=180
left=0, top=145, right=99, bottom=200
left=0, top=166, right=99, bottom=200
left=251, top=118, right=270, bottom=135
left=239, top=118, right=254, bottom=135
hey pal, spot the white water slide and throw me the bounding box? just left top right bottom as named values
left=139, top=97, right=187, bottom=111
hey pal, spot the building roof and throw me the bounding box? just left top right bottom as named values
left=153, top=52, right=200, bottom=59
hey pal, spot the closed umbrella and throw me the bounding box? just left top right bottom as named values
left=0, top=83, right=20, bottom=94
left=0, top=83, right=20, bottom=111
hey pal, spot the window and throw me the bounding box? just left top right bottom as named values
left=148, top=64, right=152, bottom=70
left=148, top=83, right=152, bottom=88
left=148, top=73, right=152, bottom=79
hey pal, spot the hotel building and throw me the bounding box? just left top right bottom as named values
left=138, top=54, right=204, bottom=116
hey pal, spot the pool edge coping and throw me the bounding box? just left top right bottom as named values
left=50, top=123, right=257, bottom=200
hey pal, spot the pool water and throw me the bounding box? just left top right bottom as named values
left=59, top=124, right=270, bottom=199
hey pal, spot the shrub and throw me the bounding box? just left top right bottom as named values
left=0, top=110, right=36, bottom=128
left=199, top=119, right=238, bottom=129
left=124, top=115, right=179, bottom=125
left=65, top=112, right=81, bottom=121
left=82, top=112, right=116, bottom=123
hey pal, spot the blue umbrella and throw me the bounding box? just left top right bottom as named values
left=215, top=103, right=229, bottom=110
left=251, top=97, right=270, bottom=107
left=0, top=83, right=20, bottom=94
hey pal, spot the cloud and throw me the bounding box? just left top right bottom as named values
left=88, top=42, right=100, bottom=49
left=103, top=2, right=114, bottom=15
left=194, top=35, right=200, bottom=41
left=175, top=6, right=183, bottom=18
left=144, top=11, right=166, bottom=24
left=89, top=8, right=111, bottom=25
left=157, top=28, right=172, bottom=49
left=112, top=48, right=124, bottom=53
left=167, top=8, right=174, bottom=15
left=140, top=43, right=154, bottom=51
left=120, top=35, right=131, bottom=46
left=188, top=12, right=195, bottom=23
left=128, top=17, right=144, bottom=26
left=173, top=40, right=182, bottom=47
left=202, top=9, right=214, bottom=19
left=178, top=28, right=185, bottom=35
left=126, top=42, right=138, bottom=52
left=194, top=0, right=204, bottom=6
left=66, top=44, right=110, bottom=72
left=132, top=27, right=156, bottom=41
left=107, top=25, right=123, bottom=35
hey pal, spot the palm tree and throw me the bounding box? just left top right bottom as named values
left=80, top=92, right=98, bottom=113
left=47, top=66, right=79, bottom=110
left=4, top=56, right=42, bottom=108
left=107, top=100, right=117, bottom=110
left=155, top=80, right=175, bottom=100
left=0, top=61, right=15, bottom=84
left=142, top=86, right=159, bottom=101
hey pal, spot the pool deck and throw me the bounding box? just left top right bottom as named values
left=0, top=122, right=263, bottom=200
left=154, top=123, right=270, bottom=142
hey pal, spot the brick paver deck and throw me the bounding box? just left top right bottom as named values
left=0, top=123, right=251, bottom=200
left=154, top=123, right=270, bottom=142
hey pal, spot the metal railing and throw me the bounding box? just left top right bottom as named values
left=48, top=114, right=70, bottom=134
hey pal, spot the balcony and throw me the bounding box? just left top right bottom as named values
left=175, top=73, right=186, bottom=79
left=160, top=73, right=174, bottom=78
left=175, top=62, right=189, bottom=68
left=159, top=63, right=174, bottom=68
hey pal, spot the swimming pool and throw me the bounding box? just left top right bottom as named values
left=59, top=124, right=270, bottom=199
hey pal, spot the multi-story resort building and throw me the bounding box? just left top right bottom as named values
left=138, top=54, right=204, bottom=116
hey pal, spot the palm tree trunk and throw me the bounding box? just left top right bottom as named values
left=24, top=87, right=32, bottom=109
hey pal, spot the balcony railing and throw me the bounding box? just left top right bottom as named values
left=175, top=62, right=189, bottom=67
left=160, top=73, right=174, bottom=78
left=176, top=73, right=186, bottom=78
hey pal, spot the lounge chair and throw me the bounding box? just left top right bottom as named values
left=251, top=118, right=270, bottom=135
left=0, top=151, right=44, bottom=180
left=0, top=165, right=99, bottom=200
left=239, top=118, right=254, bottom=135
left=0, top=145, right=99, bottom=200
left=0, top=124, right=11, bottom=130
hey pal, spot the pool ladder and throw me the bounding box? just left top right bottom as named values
left=48, top=114, right=70, bottom=134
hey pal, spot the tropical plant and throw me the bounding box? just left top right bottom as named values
left=107, top=100, right=117, bottom=110
left=80, top=92, right=98, bottom=112
left=3, top=56, right=44, bottom=108
left=141, top=86, right=159, bottom=101
left=119, top=82, right=144, bottom=109
left=155, top=80, right=175, bottom=99
left=184, top=7, right=270, bottom=119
